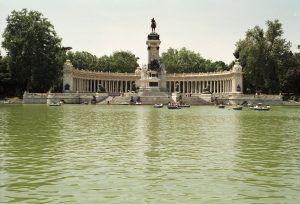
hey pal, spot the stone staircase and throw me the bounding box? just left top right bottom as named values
left=109, top=96, right=132, bottom=104
left=182, top=96, right=213, bottom=105
left=98, top=96, right=113, bottom=104
left=138, top=91, right=172, bottom=104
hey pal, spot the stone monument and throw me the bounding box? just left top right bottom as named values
left=138, top=18, right=167, bottom=93
left=136, top=18, right=170, bottom=104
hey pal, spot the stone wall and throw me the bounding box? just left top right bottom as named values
left=23, top=92, right=109, bottom=104
left=229, top=94, right=283, bottom=105
left=23, top=92, right=48, bottom=104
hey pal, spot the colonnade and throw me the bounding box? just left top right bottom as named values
left=63, top=61, right=239, bottom=94
left=73, top=78, right=136, bottom=93
left=72, top=78, right=233, bottom=94
left=166, top=79, right=232, bottom=94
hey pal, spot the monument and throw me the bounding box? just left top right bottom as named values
left=56, top=18, right=248, bottom=105
left=138, top=18, right=167, bottom=94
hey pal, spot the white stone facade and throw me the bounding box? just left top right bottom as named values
left=63, top=61, right=243, bottom=95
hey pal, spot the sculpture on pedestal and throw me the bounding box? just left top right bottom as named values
left=151, top=18, right=156, bottom=32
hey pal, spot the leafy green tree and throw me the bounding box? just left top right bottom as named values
left=235, top=20, right=292, bottom=94
left=0, top=53, right=12, bottom=97
left=67, top=50, right=139, bottom=73
left=97, top=55, right=113, bottom=72
left=2, top=9, right=65, bottom=94
left=66, top=51, right=98, bottom=70
left=281, top=52, right=300, bottom=95
left=109, top=51, right=139, bottom=73
left=160, top=47, right=228, bottom=73
left=235, top=26, right=266, bottom=93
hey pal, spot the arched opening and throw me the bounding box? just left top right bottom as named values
left=64, top=84, right=70, bottom=91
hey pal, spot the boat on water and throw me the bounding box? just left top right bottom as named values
left=167, top=103, right=181, bottom=109
left=251, top=103, right=271, bottom=111
left=178, top=104, right=190, bottom=108
left=167, top=105, right=181, bottom=109
left=135, top=102, right=142, bottom=105
left=232, top=105, right=243, bottom=110
left=218, top=104, right=225, bottom=108
left=48, top=102, right=61, bottom=106
left=252, top=106, right=271, bottom=111
left=153, top=104, right=164, bottom=108
left=120, top=102, right=130, bottom=105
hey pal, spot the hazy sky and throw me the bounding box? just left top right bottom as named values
left=0, top=0, right=299, bottom=65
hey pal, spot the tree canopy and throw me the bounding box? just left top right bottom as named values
left=0, top=53, right=12, bottom=97
left=66, top=50, right=139, bottom=73
left=160, top=48, right=229, bottom=73
left=2, top=9, right=65, bottom=94
left=234, top=19, right=298, bottom=94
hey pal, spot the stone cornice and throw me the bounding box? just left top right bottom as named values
left=69, top=67, right=241, bottom=81
left=72, top=68, right=140, bottom=80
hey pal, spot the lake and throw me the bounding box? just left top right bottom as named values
left=0, top=104, right=300, bottom=203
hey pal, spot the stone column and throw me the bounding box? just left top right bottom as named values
left=192, top=81, right=195, bottom=93
left=226, top=80, right=229, bottom=93
left=82, top=79, right=84, bottom=92
left=73, top=79, right=76, bottom=92
left=76, top=79, right=80, bottom=92
left=112, top=80, right=114, bottom=93
left=84, top=80, right=87, bottom=92
left=110, top=80, right=112, bottom=92
left=79, top=79, right=82, bottom=92
left=109, top=80, right=112, bottom=93
left=78, top=79, right=80, bottom=92
left=179, top=81, right=182, bottom=93
left=226, top=80, right=228, bottom=93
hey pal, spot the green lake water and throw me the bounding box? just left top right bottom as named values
left=0, top=104, right=300, bottom=203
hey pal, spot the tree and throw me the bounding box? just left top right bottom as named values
left=109, top=51, right=139, bottom=73
left=281, top=52, right=300, bottom=95
left=235, top=20, right=292, bottom=94
left=2, top=9, right=65, bottom=94
left=160, top=47, right=228, bottom=73
left=67, top=50, right=139, bottom=73
left=66, top=51, right=98, bottom=70
left=0, top=53, right=12, bottom=97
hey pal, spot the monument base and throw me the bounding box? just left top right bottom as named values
left=171, top=92, right=180, bottom=103
left=200, top=93, right=212, bottom=103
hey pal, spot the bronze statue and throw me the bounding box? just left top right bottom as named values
left=151, top=18, right=156, bottom=32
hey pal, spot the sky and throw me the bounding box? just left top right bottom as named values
left=0, top=0, right=299, bottom=66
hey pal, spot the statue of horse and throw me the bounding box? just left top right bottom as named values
left=151, top=18, right=156, bottom=32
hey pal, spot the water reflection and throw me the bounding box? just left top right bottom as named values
left=0, top=105, right=300, bottom=203
left=1, top=105, right=63, bottom=203
left=233, top=107, right=300, bottom=202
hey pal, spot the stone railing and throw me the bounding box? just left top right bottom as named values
left=72, top=69, right=141, bottom=80
left=23, top=92, right=48, bottom=104
left=166, top=71, right=232, bottom=77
